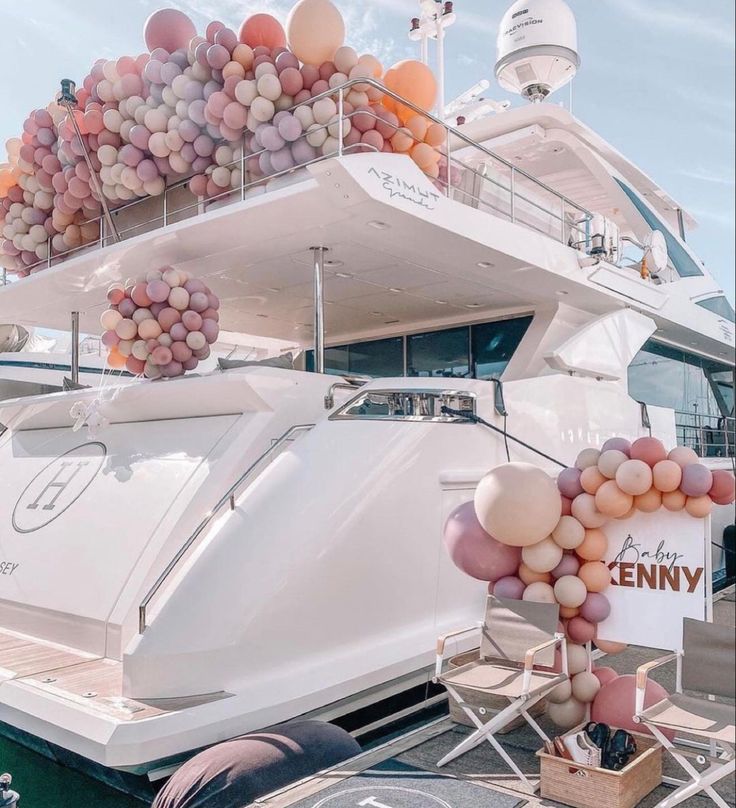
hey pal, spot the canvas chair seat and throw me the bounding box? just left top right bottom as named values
left=640, top=693, right=735, bottom=745
left=439, top=659, right=566, bottom=700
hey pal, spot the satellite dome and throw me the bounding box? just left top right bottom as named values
left=495, top=0, right=579, bottom=102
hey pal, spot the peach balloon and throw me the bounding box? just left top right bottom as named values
left=474, top=462, right=562, bottom=547
left=615, top=459, right=653, bottom=496
left=107, top=347, right=126, bottom=368
left=652, top=459, right=682, bottom=492
left=286, top=0, right=345, bottom=66
left=383, top=60, right=437, bottom=122
left=522, top=537, right=563, bottom=573
left=634, top=487, right=662, bottom=513
left=595, top=639, right=627, bottom=654
left=597, top=449, right=628, bottom=479
left=559, top=606, right=580, bottom=619
left=576, top=528, right=608, bottom=562
left=239, top=14, right=287, bottom=50
left=578, top=561, right=611, bottom=593
left=580, top=465, right=607, bottom=495
left=519, top=563, right=552, bottom=586
left=668, top=446, right=699, bottom=468
left=595, top=480, right=633, bottom=518
left=551, top=515, right=585, bottom=549
left=571, top=493, right=607, bottom=529
left=522, top=581, right=556, bottom=604
left=630, top=436, right=667, bottom=467
left=662, top=489, right=687, bottom=512
left=685, top=495, right=713, bottom=518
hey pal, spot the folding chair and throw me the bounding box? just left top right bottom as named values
left=635, top=617, right=735, bottom=808
left=434, top=594, right=568, bottom=790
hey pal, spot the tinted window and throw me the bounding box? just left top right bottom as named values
left=305, top=345, right=349, bottom=375
left=472, top=316, right=533, bottom=379
left=697, top=296, right=735, bottom=323
left=407, top=327, right=469, bottom=378
left=615, top=180, right=704, bottom=278
left=348, top=337, right=403, bottom=377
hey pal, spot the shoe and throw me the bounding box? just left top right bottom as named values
left=585, top=721, right=611, bottom=751
left=564, top=731, right=602, bottom=767
left=602, top=729, right=637, bottom=771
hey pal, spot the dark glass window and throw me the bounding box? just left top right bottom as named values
left=348, top=337, right=403, bottom=377
left=696, top=296, right=735, bottom=323
left=305, top=345, right=349, bottom=375
left=472, top=316, right=533, bottom=379
left=407, top=327, right=469, bottom=378
left=614, top=179, right=703, bottom=278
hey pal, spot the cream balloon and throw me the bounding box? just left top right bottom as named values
left=571, top=671, right=601, bottom=703
left=547, top=679, right=572, bottom=704
left=566, top=642, right=589, bottom=675
left=474, top=462, right=562, bottom=547
left=547, top=697, right=587, bottom=729
left=521, top=537, right=563, bottom=574
left=553, top=575, right=588, bottom=609
left=522, top=581, right=556, bottom=603
left=551, top=515, right=585, bottom=549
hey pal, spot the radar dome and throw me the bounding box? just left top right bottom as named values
left=495, top=0, right=579, bottom=102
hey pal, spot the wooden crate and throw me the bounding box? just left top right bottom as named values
left=447, top=650, right=546, bottom=734
left=536, top=725, right=662, bottom=808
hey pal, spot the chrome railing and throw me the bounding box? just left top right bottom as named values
left=11, top=78, right=595, bottom=278
left=675, top=410, right=735, bottom=459
left=138, top=422, right=313, bottom=633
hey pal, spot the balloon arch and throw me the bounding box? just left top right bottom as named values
left=443, top=436, right=735, bottom=731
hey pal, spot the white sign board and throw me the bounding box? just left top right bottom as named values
left=597, top=509, right=710, bottom=652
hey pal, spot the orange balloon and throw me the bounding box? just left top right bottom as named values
left=411, top=142, right=440, bottom=170
left=560, top=606, right=580, bottom=619
left=383, top=59, right=437, bottom=123
left=425, top=122, right=446, bottom=148
left=578, top=561, right=611, bottom=592
left=519, top=562, right=552, bottom=586
left=634, top=487, right=662, bottom=513
left=238, top=13, right=287, bottom=49
left=595, top=639, right=627, bottom=654
left=405, top=114, right=429, bottom=142
left=107, top=347, right=126, bottom=369
left=581, top=466, right=607, bottom=495
left=685, top=495, right=713, bottom=518
left=577, top=528, right=608, bottom=561
left=595, top=480, right=633, bottom=518
left=662, top=489, right=687, bottom=512
left=390, top=127, right=414, bottom=153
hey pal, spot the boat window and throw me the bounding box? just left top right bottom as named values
left=305, top=345, right=350, bottom=375
left=407, top=327, right=470, bottom=378
left=345, top=337, right=403, bottom=377
left=696, top=296, right=736, bottom=323
left=614, top=179, right=704, bottom=278
left=472, top=316, right=533, bottom=379
left=0, top=379, right=62, bottom=402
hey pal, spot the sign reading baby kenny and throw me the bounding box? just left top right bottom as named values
left=597, top=508, right=708, bottom=651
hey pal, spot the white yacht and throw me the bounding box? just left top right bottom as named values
left=0, top=0, right=732, bottom=785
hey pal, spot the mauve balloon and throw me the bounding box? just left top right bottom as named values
left=557, top=467, right=584, bottom=499
left=169, top=322, right=188, bottom=342
left=493, top=575, right=525, bottom=600
left=147, top=279, right=170, bottom=303
left=580, top=592, right=611, bottom=623
left=601, top=437, right=631, bottom=456
left=551, top=554, right=580, bottom=579
left=443, top=501, right=522, bottom=582
left=680, top=463, right=713, bottom=498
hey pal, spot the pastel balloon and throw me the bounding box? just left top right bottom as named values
left=566, top=642, right=589, bottom=675
left=709, top=470, right=735, bottom=505
left=383, top=60, right=437, bottom=122
left=597, top=449, right=628, bottom=479
left=593, top=666, right=619, bottom=687
left=580, top=465, right=607, bottom=495
left=147, top=279, right=170, bottom=303
left=554, top=575, right=588, bottom=608
left=568, top=616, right=597, bottom=644
left=493, top=575, right=525, bottom=600
left=522, top=581, right=556, bottom=604
left=144, top=9, right=196, bottom=53
left=595, top=480, right=633, bottom=518
left=169, top=323, right=188, bottom=342
left=554, top=468, right=590, bottom=504
left=151, top=345, right=173, bottom=366
left=551, top=553, right=580, bottom=579
left=547, top=697, right=586, bottom=729
left=474, top=462, right=562, bottom=547
left=652, top=459, right=682, bottom=493
left=239, top=14, right=287, bottom=50
left=571, top=493, right=607, bottom=529
left=522, top=537, right=563, bottom=574
left=592, top=675, right=673, bottom=740
left=668, top=446, right=699, bottom=468
left=158, top=307, right=181, bottom=332
left=634, top=487, right=662, bottom=513
left=518, top=563, right=551, bottom=586
left=595, top=639, right=627, bottom=655
left=130, top=282, right=152, bottom=307
left=186, top=330, right=206, bottom=350
left=662, top=489, right=687, bottom=512
left=685, top=495, right=713, bottom=518
left=575, top=448, right=601, bottom=470
left=576, top=528, right=608, bottom=562
left=572, top=670, right=601, bottom=703
left=101, top=329, right=120, bottom=348
left=680, top=463, right=713, bottom=497
left=547, top=679, right=572, bottom=704
left=601, top=437, right=631, bottom=456
left=560, top=496, right=573, bottom=516
left=580, top=592, right=611, bottom=623
left=615, top=459, right=653, bottom=496
left=138, top=318, right=162, bottom=340
left=630, top=436, right=667, bottom=467
left=578, top=561, right=611, bottom=593
left=286, top=0, right=345, bottom=66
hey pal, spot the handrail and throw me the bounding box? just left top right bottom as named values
left=324, top=378, right=368, bottom=409
left=138, top=422, right=314, bottom=633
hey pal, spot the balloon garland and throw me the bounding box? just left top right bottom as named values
left=100, top=266, right=220, bottom=377
left=444, top=436, right=735, bottom=729
left=0, top=0, right=454, bottom=276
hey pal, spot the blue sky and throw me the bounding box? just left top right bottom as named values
left=1, top=0, right=733, bottom=300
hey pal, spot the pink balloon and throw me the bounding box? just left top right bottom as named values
left=131, top=282, right=152, bottom=307
left=171, top=341, right=193, bottom=363
left=200, top=318, right=219, bottom=344
left=169, top=322, right=188, bottom=342
left=567, top=616, right=597, bottom=644
left=188, top=291, right=209, bottom=312
left=101, top=330, right=120, bottom=347
left=592, top=675, right=674, bottom=740
left=151, top=345, right=173, bottom=366
left=580, top=592, right=611, bottom=623
left=162, top=360, right=184, bottom=377
left=551, top=554, right=580, bottom=579
left=680, top=463, right=713, bottom=498
left=144, top=9, right=197, bottom=53
left=157, top=307, right=181, bottom=332
left=126, top=355, right=146, bottom=375
left=207, top=44, right=230, bottom=70
left=443, top=501, right=522, bottom=582
left=558, top=467, right=584, bottom=499
left=592, top=666, right=618, bottom=687
left=493, top=575, right=525, bottom=600
left=182, top=310, right=203, bottom=331
left=709, top=470, right=735, bottom=505
left=601, top=437, right=631, bottom=456
left=118, top=298, right=137, bottom=318
left=223, top=102, right=247, bottom=130
left=130, top=125, right=152, bottom=150
left=147, top=279, right=171, bottom=303
left=630, top=436, right=667, bottom=467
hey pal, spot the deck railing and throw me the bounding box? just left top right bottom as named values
left=12, top=78, right=595, bottom=278
left=674, top=410, right=735, bottom=459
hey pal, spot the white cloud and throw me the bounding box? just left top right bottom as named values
left=678, top=167, right=735, bottom=187
left=602, top=0, right=735, bottom=47
left=688, top=205, right=736, bottom=229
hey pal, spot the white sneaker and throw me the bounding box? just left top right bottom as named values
left=563, top=732, right=602, bottom=767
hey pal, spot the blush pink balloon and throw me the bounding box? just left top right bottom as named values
left=151, top=345, right=173, bottom=366
left=200, top=318, right=219, bottom=344
left=680, top=463, right=713, bottom=497
left=551, top=554, right=580, bottom=579
left=161, top=360, right=184, bottom=377
left=580, top=592, right=611, bottom=623
left=630, top=436, right=667, bottom=467
left=131, top=282, right=152, bottom=307
left=144, top=9, right=197, bottom=53
left=709, top=470, right=736, bottom=505
left=182, top=310, right=203, bottom=331
left=443, top=501, right=522, bottom=582
left=146, top=279, right=171, bottom=303
left=567, top=616, right=597, bottom=644
left=101, top=330, right=120, bottom=348
left=171, top=341, right=193, bottom=363
left=169, top=322, right=188, bottom=342
left=592, top=666, right=618, bottom=687
left=157, top=307, right=181, bottom=332
left=188, top=291, right=209, bottom=312
left=592, top=675, right=674, bottom=740
left=118, top=298, right=137, bottom=318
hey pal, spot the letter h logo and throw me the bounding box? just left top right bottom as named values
left=25, top=460, right=90, bottom=511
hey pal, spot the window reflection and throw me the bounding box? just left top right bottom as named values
left=407, top=327, right=469, bottom=378
left=473, top=316, right=532, bottom=379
